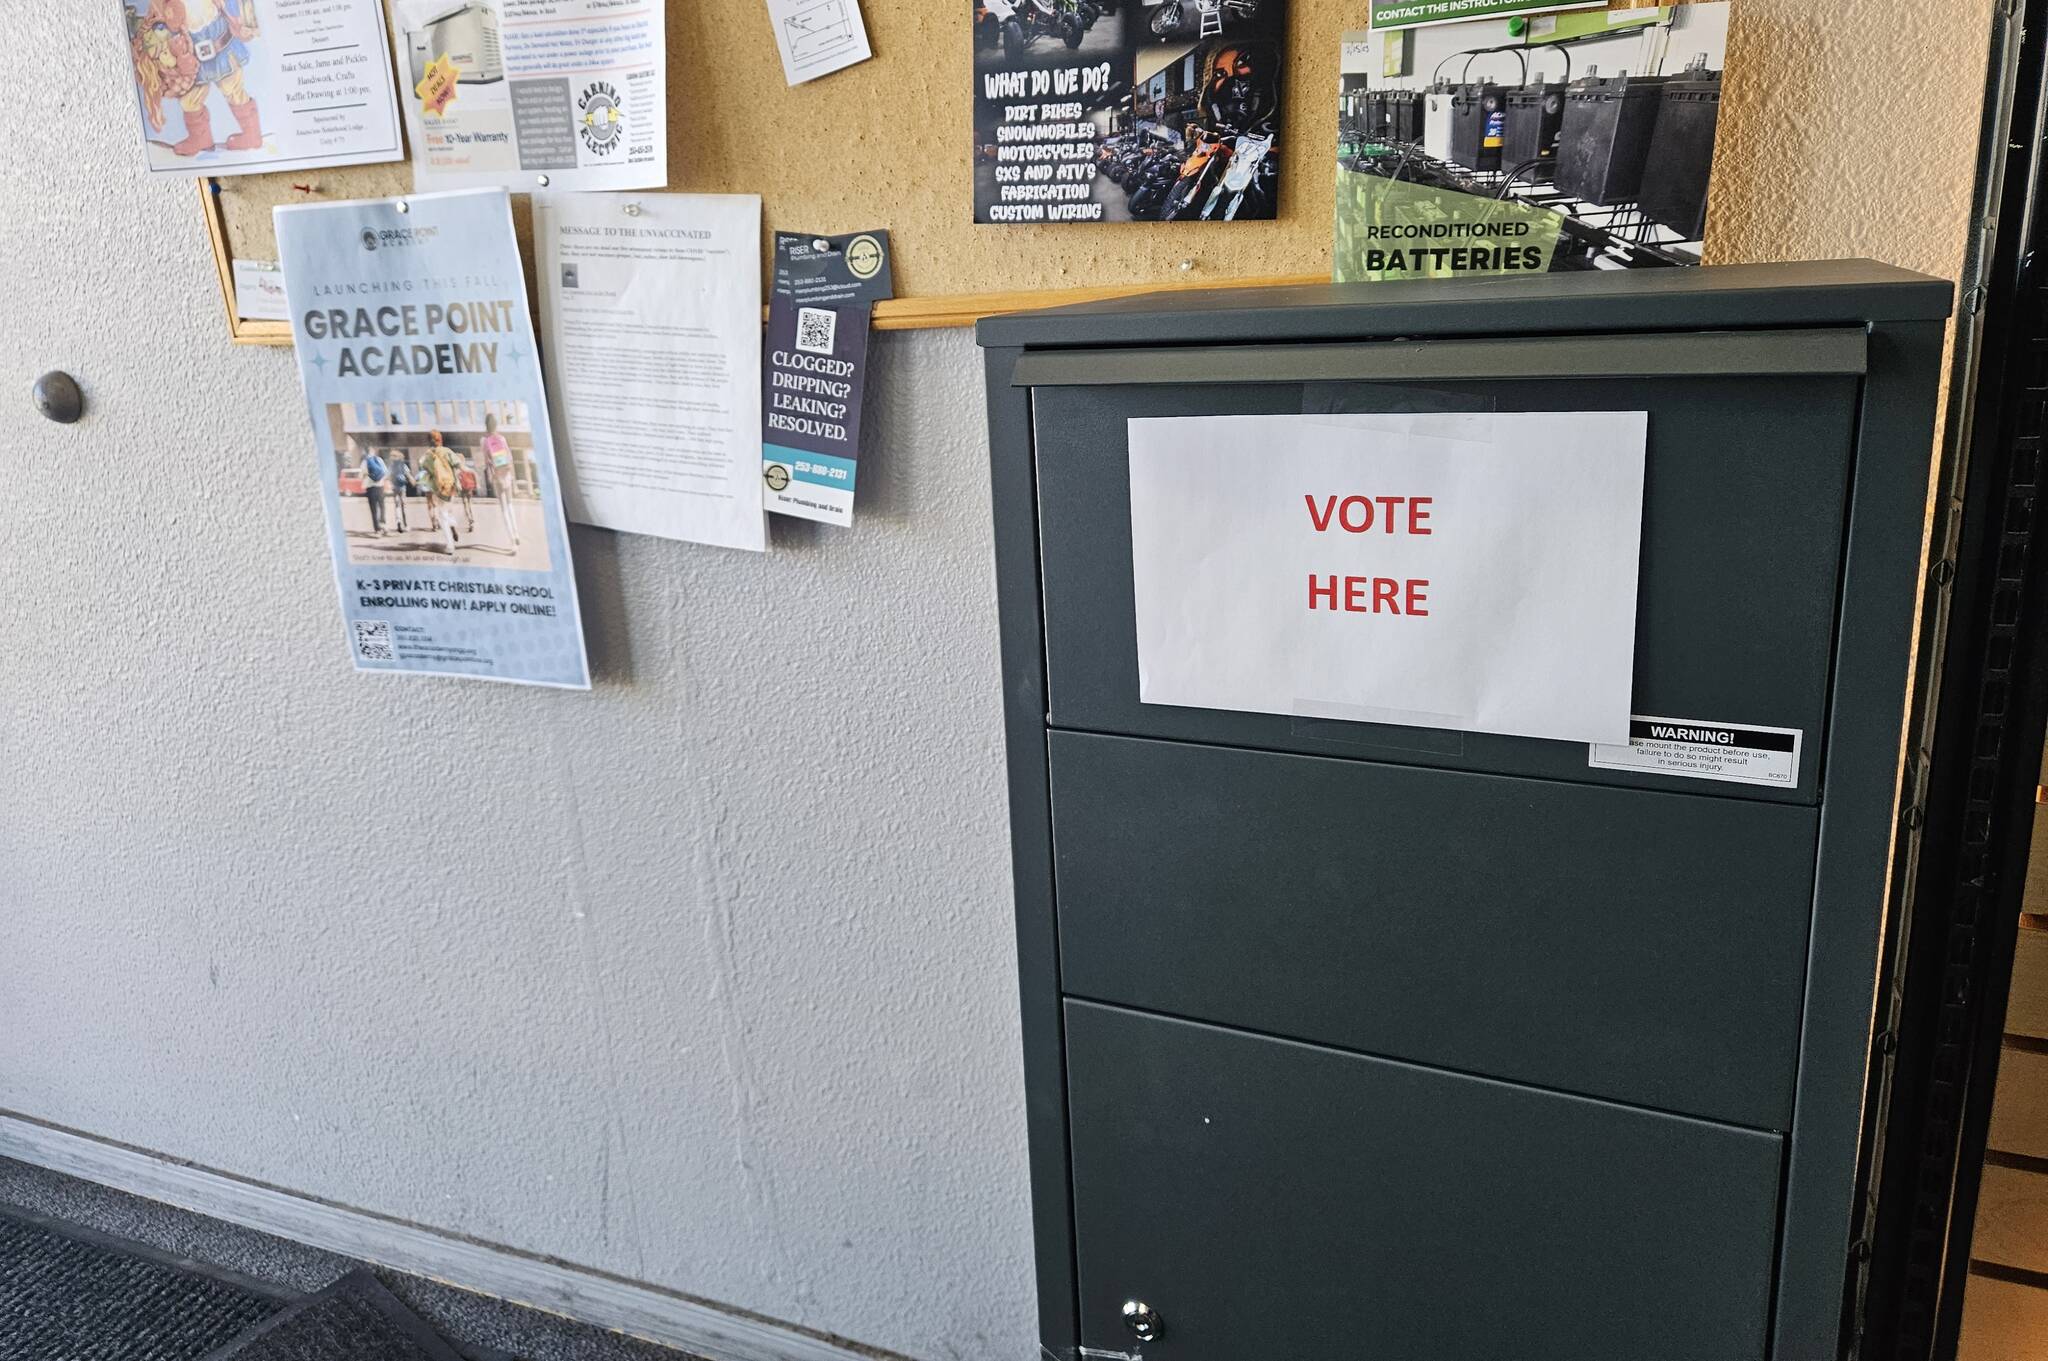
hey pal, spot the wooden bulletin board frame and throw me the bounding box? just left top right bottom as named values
left=202, top=181, right=292, bottom=346
left=195, top=0, right=1686, bottom=344
left=199, top=176, right=1319, bottom=343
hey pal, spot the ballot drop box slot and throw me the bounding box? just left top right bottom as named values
left=977, top=262, right=1951, bottom=1361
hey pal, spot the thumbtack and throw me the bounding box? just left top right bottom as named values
left=395, top=199, right=410, bottom=214
left=1178, top=258, right=1196, bottom=271
left=537, top=174, right=551, bottom=187
left=624, top=202, right=643, bottom=217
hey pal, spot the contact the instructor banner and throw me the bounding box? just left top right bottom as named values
left=276, top=188, right=591, bottom=689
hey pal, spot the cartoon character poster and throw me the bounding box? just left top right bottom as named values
left=973, top=0, right=1285, bottom=223
left=120, top=0, right=403, bottom=176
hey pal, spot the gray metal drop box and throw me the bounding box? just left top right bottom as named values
left=978, top=262, right=1950, bottom=1361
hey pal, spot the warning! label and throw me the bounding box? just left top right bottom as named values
left=1587, top=715, right=1802, bottom=788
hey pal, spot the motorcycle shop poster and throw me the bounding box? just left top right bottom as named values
left=275, top=188, right=592, bottom=689
left=973, top=0, right=1285, bottom=223
left=1333, top=2, right=1730, bottom=281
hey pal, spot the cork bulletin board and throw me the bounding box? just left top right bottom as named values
left=203, top=0, right=1709, bottom=343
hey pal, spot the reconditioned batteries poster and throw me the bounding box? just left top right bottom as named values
left=973, top=0, right=1285, bottom=222
left=276, top=189, right=591, bottom=689
left=1333, top=3, right=1730, bottom=281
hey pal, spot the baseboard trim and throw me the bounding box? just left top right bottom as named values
left=0, top=1112, right=891, bottom=1361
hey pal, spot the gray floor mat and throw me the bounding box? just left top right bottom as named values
left=198, top=1270, right=472, bottom=1361
left=0, top=1206, right=286, bottom=1360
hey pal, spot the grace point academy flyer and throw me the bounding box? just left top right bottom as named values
left=276, top=189, right=592, bottom=690
left=119, top=0, right=404, bottom=176
left=973, top=0, right=1286, bottom=223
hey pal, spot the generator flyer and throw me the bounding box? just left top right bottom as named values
left=118, top=0, right=404, bottom=177
left=973, top=0, right=1286, bottom=223
left=275, top=188, right=592, bottom=689
left=1333, top=2, right=1730, bottom=281
left=390, top=0, right=667, bottom=192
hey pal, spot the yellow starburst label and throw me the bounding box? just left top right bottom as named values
left=416, top=54, right=460, bottom=118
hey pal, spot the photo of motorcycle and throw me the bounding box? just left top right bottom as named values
left=1162, top=40, right=1279, bottom=220
left=1087, top=130, right=1194, bottom=220
left=1161, top=129, right=1227, bottom=217
left=1124, top=142, right=1183, bottom=218
left=1160, top=128, right=1274, bottom=219
left=1148, top=0, right=1258, bottom=38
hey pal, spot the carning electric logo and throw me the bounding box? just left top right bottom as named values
left=579, top=81, right=624, bottom=155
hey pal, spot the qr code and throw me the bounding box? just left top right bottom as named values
left=353, top=621, right=394, bottom=661
left=795, top=306, right=837, bottom=355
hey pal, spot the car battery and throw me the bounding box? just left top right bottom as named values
left=1448, top=82, right=1505, bottom=171
left=1389, top=90, right=1422, bottom=144
left=1338, top=73, right=1368, bottom=136
left=1638, top=71, right=1721, bottom=239
left=1502, top=82, right=1567, bottom=169
left=1422, top=89, right=1455, bottom=161
left=1365, top=91, right=1391, bottom=140
left=1556, top=73, right=1670, bottom=204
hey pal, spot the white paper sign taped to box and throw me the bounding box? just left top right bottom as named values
left=1126, top=411, right=1647, bottom=745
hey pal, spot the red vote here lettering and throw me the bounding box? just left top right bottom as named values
left=1304, top=494, right=1433, bottom=534
left=1307, top=575, right=1430, bottom=615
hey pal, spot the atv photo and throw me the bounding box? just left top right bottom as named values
left=977, top=0, right=1093, bottom=60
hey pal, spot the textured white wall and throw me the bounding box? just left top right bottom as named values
left=0, top=4, right=2001, bottom=1360
left=0, top=11, right=1033, bottom=1361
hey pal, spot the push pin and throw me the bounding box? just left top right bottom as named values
left=624, top=202, right=643, bottom=217
left=537, top=174, right=551, bottom=187
left=395, top=199, right=410, bottom=214
left=1178, top=258, right=1196, bottom=272
left=33, top=371, right=84, bottom=425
